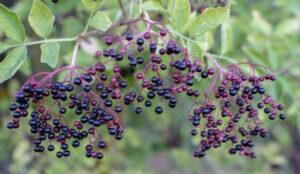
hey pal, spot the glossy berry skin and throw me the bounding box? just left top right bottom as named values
left=48, top=145, right=55, bottom=151
left=136, top=38, right=144, bottom=45
left=155, top=106, right=163, bottom=114
left=125, top=33, right=133, bottom=41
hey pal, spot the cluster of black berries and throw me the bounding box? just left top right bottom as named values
left=191, top=70, right=285, bottom=158
left=190, top=0, right=228, bottom=13
left=96, top=28, right=209, bottom=116
left=7, top=64, right=128, bottom=159
left=7, top=19, right=285, bottom=160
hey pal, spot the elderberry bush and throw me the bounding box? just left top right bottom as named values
left=5, top=17, right=285, bottom=160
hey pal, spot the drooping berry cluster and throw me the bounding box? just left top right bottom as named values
left=7, top=64, right=127, bottom=159
left=7, top=18, right=285, bottom=160
left=191, top=65, right=285, bottom=158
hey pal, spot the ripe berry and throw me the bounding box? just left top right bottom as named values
left=136, top=38, right=144, bottom=45
left=47, top=145, right=55, bottom=151
left=155, top=106, right=163, bottom=114
left=279, top=113, right=286, bottom=120
left=73, top=78, right=82, bottom=85
left=125, top=33, right=133, bottom=41
left=9, top=104, right=17, bottom=111
left=98, top=141, right=106, bottom=148
left=56, top=151, right=63, bottom=158
left=72, top=140, right=80, bottom=148
left=135, top=107, right=142, bottom=114
left=136, top=57, right=144, bottom=64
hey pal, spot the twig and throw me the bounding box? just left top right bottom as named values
left=118, top=0, right=127, bottom=18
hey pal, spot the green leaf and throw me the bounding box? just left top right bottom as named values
left=129, top=0, right=142, bottom=19
left=251, top=10, right=272, bottom=35
left=275, top=18, right=300, bottom=36
left=142, top=1, right=166, bottom=13
left=188, top=41, right=204, bottom=61
left=90, top=11, right=112, bottom=31
left=19, top=59, right=32, bottom=76
left=182, top=12, right=197, bottom=33
left=168, top=0, right=191, bottom=32
left=28, top=0, right=55, bottom=38
left=221, top=20, right=233, bottom=55
left=0, top=4, right=25, bottom=43
left=0, top=42, right=12, bottom=54
left=195, top=31, right=214, bottom=51
left=0, top=46, right=27, bottom=84
left=82, top=0, right=106, bottom=10
left=40, top=42, right=60, bottom=68
left=189, top=5, right=230, bottom=37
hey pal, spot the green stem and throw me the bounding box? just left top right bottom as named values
left=69, top=9, right=95, bottom=67
left=82, top=9, right=94, bottom=34
left=11, top=37, right=77, bottom=48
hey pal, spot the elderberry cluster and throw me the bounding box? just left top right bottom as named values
left=6, top=19, right=285, bottom=160
left=7, top=64, right=128, bottom=159
left=191, top=70, right=285, bottom=158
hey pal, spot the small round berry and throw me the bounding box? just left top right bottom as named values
left=9, top=103, right=17, bottom=111
left=63, top=150, right=70, bottom=157
left=279, top=113, right=286, bottom=120
left=159, top=29, right=167, bottom=36
left=144, top=32, right=151, bottom=39
left=145, top=100, right=152, bottom=107
left=201, top=72, right=208, bottom=78
left=137, top=57, right=144, bottom=64
left=125, top=33, right=133, bottom=41
left=96, top=152, right=103, bottom=159
left=136, top=38, right=144, bottom=45
left=135, top=107, right=142, bottom=114
left=191, top=129, right=197, bottom=136
left=56, top=151, right=63, bottom=158
left=61, top=143, right=68, bottom=150
left=59, top=107, right=66, bottom=114
left=105, top=37, right=113, bottom=45
left=115, top=105, right=123, bottom=113
left=98, top=141, right=106, bottom=148
left=47, top=145, right=55, bottom=151
left=149, top=43, right=157, bottom=53
left=7, top=122, right=14, bottom=129
left=155, top=106, right=163, bottom=114
left=228, top=148, right=236, bottom=155
left=72, top=140, right=80, bottom=148
left=73, top=78, right=82, bottom=85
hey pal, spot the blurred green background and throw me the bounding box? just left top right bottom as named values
left=0, top=0, right=300, bottom=174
